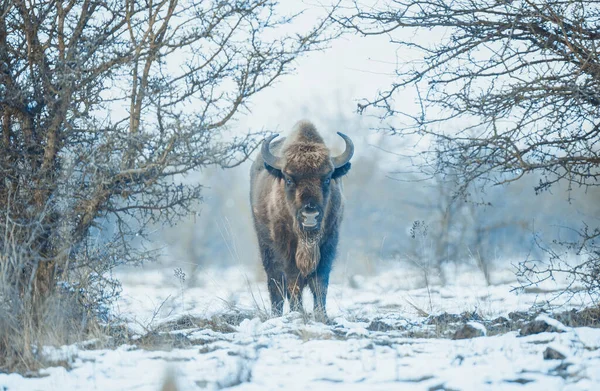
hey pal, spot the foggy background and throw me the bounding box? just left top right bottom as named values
left=146, top=14, right=600, bottom=286
left=154, top=94, right=600, bottom=286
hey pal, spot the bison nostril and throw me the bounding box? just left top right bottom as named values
left=301, top=205, right=320, bottom=226
left=302, top=204, right=319, bottom=215
left=301, top=208, right=320, bottom=228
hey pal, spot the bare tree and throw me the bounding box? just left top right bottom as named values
left=0, top=0, right=335, bottom=369
left=336, top=1, right=600, bottom=297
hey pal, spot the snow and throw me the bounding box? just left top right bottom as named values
left=1, top=265, right=599, bottom=391
left=535, top=314, right=570, bottom=332
left=466, top=321, right=487, bottom=336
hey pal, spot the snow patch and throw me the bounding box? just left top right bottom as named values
left=2, top=266, right=599, bottom=390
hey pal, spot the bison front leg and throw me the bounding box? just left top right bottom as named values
left=259, top=243, right=287, bottom=317
left=309, top=236, right=336, bottom=323
left=308, top=272, right=330, bottom=322
left=287, top=276, right=305, bottom=314
left=267, top=275, right=287, bottom=316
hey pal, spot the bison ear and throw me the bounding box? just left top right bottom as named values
left=332, top=162, right=351, bottom=179
left=264, top=162, right=284, bottom=179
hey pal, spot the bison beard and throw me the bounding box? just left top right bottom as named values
left=295, top=231, right=322, bottom=277
left=249, top=120, right=353, bottom=321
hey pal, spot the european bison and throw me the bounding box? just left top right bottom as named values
left=250, top=120, right=353, bottom=320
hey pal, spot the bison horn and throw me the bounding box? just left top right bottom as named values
left=261, top=134, right=284, bottom=170
left=332, top=132, right=354, bottom=168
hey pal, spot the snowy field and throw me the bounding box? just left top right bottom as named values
left=1, top=264, right=599, bottom=391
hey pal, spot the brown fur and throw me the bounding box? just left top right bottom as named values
left=284, top=143, right=332, bottom=175
left=250, top=120, right=351, bottom=318
left=294, top=230, right=322, bottom=276
left=285, top=120, right=324, bottom=144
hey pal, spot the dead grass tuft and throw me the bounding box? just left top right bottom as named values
left=0, top=288, right=103, bottom=373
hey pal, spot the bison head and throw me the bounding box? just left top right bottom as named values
left=261, top=128, right=353, bottom=233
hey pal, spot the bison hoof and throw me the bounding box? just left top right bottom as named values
left=313, top=312, right=331, bottom=325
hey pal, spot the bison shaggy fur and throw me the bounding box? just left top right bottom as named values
left=249, top=120, right=353, bottom=320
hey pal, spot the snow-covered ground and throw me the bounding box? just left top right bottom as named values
left=1, top=264, right=599, bottom=391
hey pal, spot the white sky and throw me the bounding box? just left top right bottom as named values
left=232, top=1, right=406, bottom=159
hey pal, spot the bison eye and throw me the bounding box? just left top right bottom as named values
left=324, top=178, right=331, bottom=186
left=285, top=178, right=293, bottom=186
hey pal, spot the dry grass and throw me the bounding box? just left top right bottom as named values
left=0, top=288, right=102, bottom=373
left=0, top=218, right=106, bottom=374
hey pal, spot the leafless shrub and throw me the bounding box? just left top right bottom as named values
left=0, top=0, right=336, bottom=372
left=517, top=227, right=600, bottom=305
left=336, top=0, right=600, bottom=298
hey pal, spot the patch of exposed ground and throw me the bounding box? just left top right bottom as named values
left=103, top=304, right=600, bottom=352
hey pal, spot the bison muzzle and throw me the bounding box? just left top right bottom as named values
left=249, top=120, right=353, bottom=321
